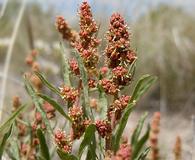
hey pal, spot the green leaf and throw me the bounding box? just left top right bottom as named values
left=59, top=43, right=71, bottom=86
left=79, top=124, right=96, bottom=157
left=131, top=112, right=148, bottom=146
left=38, top=93, right=72, bottom=122
left=57, top=149, right=78, bottom=160
left=136, top=147, right=150, bottom=160
left=24, top=78, right=53, bottom=134
left=73, top=52, right=92, bottom=118
left=37, top=129, right=50, bottom=160
left=9, top=140, right=20, bottom=160
left=132, top=125, right=150, bottom=159
left=0, top=105, right=27, bottom=132
left=0, top=125, right=13, bottom=159
left=99, top=92, right=107, bottom=119
left=113, top=74, right=157, bottom=152
left=35, top=71, right=61, bottom=96
left=114, top=103, right=134, bottom=152
left=130, top=74, right=157, bottom=103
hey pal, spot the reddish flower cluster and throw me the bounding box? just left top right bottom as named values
left=32, top=111, right=46, bottom=130
left=108, top=95, right=131, bottom=121
left=113, top=143, right=132, bottom=160
left=68, top=105, right=87, bottom=140
left=55, top=130, right=72, bottom=153
left=150, top=112, right=161, bottom=160
left=12, top=96, right=27, bottom=136
left=56, top=16, right=77, bottom=46
left=112, top=66, right=131, bottom=85
left=25, top=50, right=42, bottom=90
left=75, top=1, right=100, bottom=71
left=105, top=13, right=137, bottom=68
left=12, top=96, right=21, bottom=110
left=100, top=66, right=109, bottom=75
left=68, top=105, right=83, bottom=121
left=59, top=85, right=79, bottom=103
left=69, top=58, right=80, bottom=75
left=88, top=78, right=96, bottom=88
left=99, top=78, right=118, bottom=95
left=95, top=120, right=112, bottom=138
left=43, top=102, right=55, bottom=119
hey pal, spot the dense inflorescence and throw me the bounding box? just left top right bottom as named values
left=150, top=112, right=161, bottom=160
left=113, top=142, right=132, bottom=160
left=56, top=16, right=78, bottom=46
left=59, top=85, right=79, bottom=103
left=95, top=120, right=112, bottom=138
left=105, top=13, right=137, bottom=68
left=55, top=130, right=72, bottom=153
left=74, top=1, right=100, bottom=73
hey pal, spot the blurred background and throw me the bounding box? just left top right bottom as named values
left=0, top=0, right=195, bottom=159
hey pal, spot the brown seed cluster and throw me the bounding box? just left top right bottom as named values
left=99, top=78, right=118, bottom=95
left=95, top=120, right=112, bottom=138
left=150, top=112, right=161, bottom=160
left=112, top=66, right=131, bottom=86
left=43, top=102, right=55, bottom=119
left=113, top=143, right=132, bottom=160
left=69, top=58, right=80, bottom=75
left=25, top=50, right=42, bottom=90
left=59, top=85, right=79, bottom=103
left=105, top=13, right=136, bottom=68
left=108, top=95, right=131, bottom=121
left=56, top=16, right=77, bottom=46
left=55, top=130, right=72, bottom=153
left=74, top=1, right=100, bottom=71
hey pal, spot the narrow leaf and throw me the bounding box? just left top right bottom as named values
left=130, top=75, right=157, bottom=103
left=132, top=125, right=150, bottom=159
left=0, top=105, right=26, bottom=132
left=99, top=90, right=107, bottom=119
left=37, top=129, right=50, bottom=160
left=24, top=78, right=53, bottom=134
left=59, top=43, right=71, bottom=86
left=9, top=140, right=20, bottom=160
left=35, top=72, right=61, bottom=96
left=57, top=149, right=78, bottom=160
left=73, top=52, right=91, bottom=118
left=114, top=103, right=134, bottom=152
left=0, top=125, right=13, bottom=159
left=136, top=147, right=150, bottom=160
left=131, top=112, right=148, bottom=146
left=38, top=93, right=72, bottom=122
left=79, top=124, right=96, bottom=157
